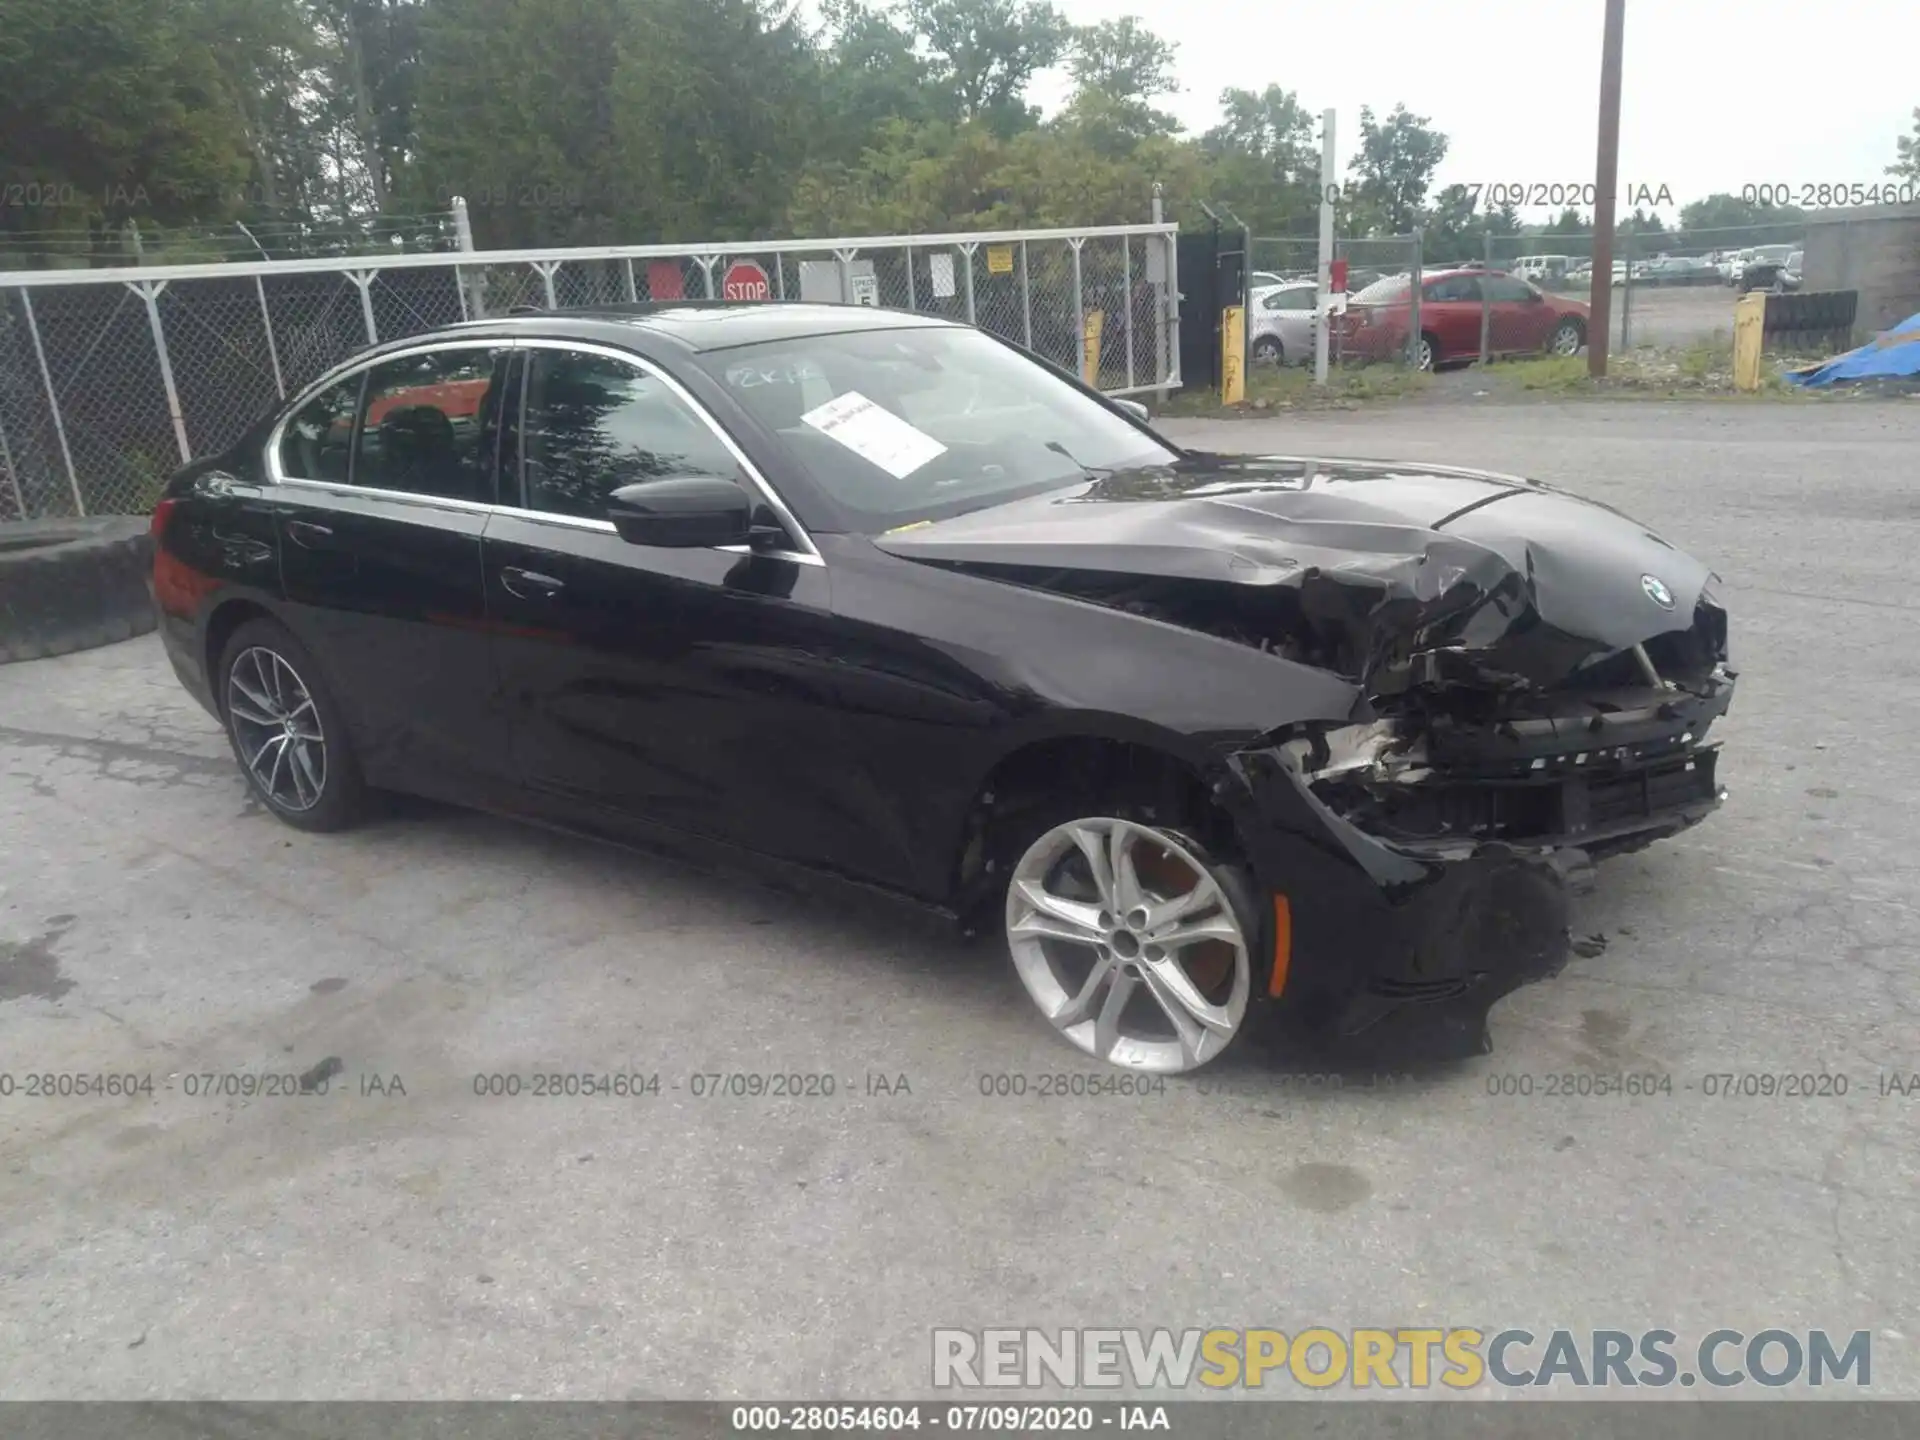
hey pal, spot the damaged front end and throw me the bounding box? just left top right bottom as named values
left=876, top=455, right=1738, bottom=1058
left=1217, top=555, right=1734, bottom=1062
left=1269, top=587, right=1734, bottom=864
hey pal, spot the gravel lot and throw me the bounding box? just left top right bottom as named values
left=1606, top=283, right=1747, bottom=350
left=3, top=400, right=1918, bottom=1401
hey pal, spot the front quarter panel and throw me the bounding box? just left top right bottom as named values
left=813, top=534, right=1361, bottom=899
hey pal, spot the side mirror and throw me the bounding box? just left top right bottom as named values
left=606, top=475, right=751, bottom=548
left=1112, top=397, right=1150, bottom=424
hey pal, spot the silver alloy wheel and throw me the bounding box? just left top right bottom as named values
left=1005, top=817, right=1252, bottom=1073
left=226, top=645, right=328, bottom=812
left=1415, top=336, right=1436, bottom=371
left=1550, top=321, right=1583, bottom=356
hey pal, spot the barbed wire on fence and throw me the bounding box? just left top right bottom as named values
left=0, top=212, right=462, bottom=273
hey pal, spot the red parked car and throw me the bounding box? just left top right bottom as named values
left=1337, top=268, right=1590, bottom=370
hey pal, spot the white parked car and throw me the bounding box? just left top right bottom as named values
left=1512, top=255, right=1573, bottom=284
left=1249, top=281, right=1320, bottom=366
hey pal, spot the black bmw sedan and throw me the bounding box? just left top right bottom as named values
left=150, top=302, right=1735, bottom=1073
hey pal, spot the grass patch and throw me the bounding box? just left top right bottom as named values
left=1157, top=362, right=1433, bottom=417
left=1499, top=357, right=1590, bottom=392
left=1478, top=345, right=1836, bottom=401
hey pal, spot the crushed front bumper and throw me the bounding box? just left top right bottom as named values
left=1216, top=672, right=1733, bottom=1063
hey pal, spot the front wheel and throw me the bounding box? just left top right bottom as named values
left=1548, top=319, right=1586, bottom=356
left=1003, top=814, right=1263, bottom=1074
left=1251, top=335, right=1283, bottom=366
left=1414, top=333, right=1438, bottom=372
left=219, top=618, right=368, bottom=831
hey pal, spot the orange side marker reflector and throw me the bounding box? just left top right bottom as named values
left=1269, top=894, right=1292, bottom=997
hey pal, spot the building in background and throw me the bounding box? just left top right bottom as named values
left=1803, top=202, right=1920, bottom=336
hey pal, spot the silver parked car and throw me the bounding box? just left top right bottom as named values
left=1249, top=282, right=1320, bottom=366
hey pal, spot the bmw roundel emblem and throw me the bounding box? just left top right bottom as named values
left=1641, top=574, right=1675, bottom=610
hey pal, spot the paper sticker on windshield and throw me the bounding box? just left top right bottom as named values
left=801, top=391, right=946, bottom=479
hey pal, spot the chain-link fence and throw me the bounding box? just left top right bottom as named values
left=1245, top=232, right=1425, bottom=372
left=0, top=223, right=1179, bottom=522
left=1242, top=219, right=1819, bottom=379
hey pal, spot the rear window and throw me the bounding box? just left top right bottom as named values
left=1353, top=275, right=1410, bottom=304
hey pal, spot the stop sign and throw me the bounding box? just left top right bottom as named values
left=720, top=260, right=771, bottom=302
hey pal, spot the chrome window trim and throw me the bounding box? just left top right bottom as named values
left=278, top=476, right=498, bottom=520
left=265, top=335, right=824, bottom=568
left=265, top=337, right=509, bottom=489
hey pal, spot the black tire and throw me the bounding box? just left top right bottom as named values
left=1548, top=318, right=1586, bottom=356
left=1251, top=335, right=1284, bottom=366
left=0, top=517, right=156, bottom=664
left=217, top=617, right=368, bottom=832
left=1416, top=332, right=1440, bottom=372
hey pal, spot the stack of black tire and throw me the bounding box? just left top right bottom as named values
left=0, top=517, right=157, bottom=663
left=1763, top=291, right=1858, bottom=354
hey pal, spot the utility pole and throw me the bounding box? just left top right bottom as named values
left=1587, top=0, right=1626, bottom=377
left=1314, top=108, right=1336, bottom=386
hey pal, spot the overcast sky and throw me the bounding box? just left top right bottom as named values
left=1028, top=0, right=1918, bottom=219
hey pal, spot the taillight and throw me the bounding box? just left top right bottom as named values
left=149, top=496, right=216, bottom=616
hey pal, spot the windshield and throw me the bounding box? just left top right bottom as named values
left=699, top=326, right=1178, bottom=531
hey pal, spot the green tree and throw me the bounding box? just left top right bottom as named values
left=1531, top=206, right=1592, bottom=259
left=1198, top=85, right=1317, bottom=235
left=0, top=0, right=253, bottom=258
left=311, top=0, right=423, bottom=214
left=1061, top=17, right=1177, bottom=149
left=611, top=0, right=819, bottom=240
left=906, top=0, right=1070, bottom=136
left=786, top=119, right=1012, bottom=235
left=1345, top=103, right=1448, bottom=236
left=1889, top=107, right=1920, bottom=182
left=412, top=0, right=628, bottom=246
left=813, top=0, right=954, bottom=163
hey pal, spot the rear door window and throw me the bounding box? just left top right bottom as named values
left=1264, top=289, right=1315, bottom=311
left=1482, top=275, right=1535, bottom=303
left=353, top=347, right=511, bottom=503
left=278, top=377, right=363, bottom=482
left=1425, top=275, right=1482, bottom=303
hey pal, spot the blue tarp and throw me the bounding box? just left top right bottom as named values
left=1784, top=310, right=1920, bottom=387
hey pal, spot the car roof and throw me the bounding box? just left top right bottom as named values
left=424, top=301, right=961, bottom=354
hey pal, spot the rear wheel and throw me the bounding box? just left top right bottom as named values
left=1251, top=335, right=1284, bottom=366
left=1549, top=318, right=1585, bottom=356
left=1003, top=812, right=1264, bottom=1074
left=218, top=618, right=367, bottom=832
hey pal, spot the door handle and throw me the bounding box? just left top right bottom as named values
left=286, top=519, right=334, bottom=549
left=500, top=566, right=564, bottom=599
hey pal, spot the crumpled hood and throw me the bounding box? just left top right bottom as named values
left=873, top=453, right=1716, bottom=691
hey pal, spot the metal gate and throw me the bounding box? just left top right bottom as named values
left=0, top=222, right=1181, bottom=521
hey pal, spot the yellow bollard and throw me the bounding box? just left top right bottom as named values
left=1732, top=292, right=1766, bottom=391
left=1221, top=305, right=1246, bottom=405
left=1082, top=309, right=1104, bottom=387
